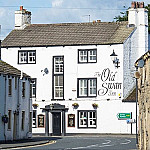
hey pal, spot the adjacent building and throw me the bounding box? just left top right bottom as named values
left=1, top=2, right=148, bottom=135
left=135, top=51, right=150, bottom=150
left=0, top=60, right=32, bottom=141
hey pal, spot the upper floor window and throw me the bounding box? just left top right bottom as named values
left=30, top=78, right=36, bottom=98
left=53, top=56, right=64, bottom=100
left=22, top=82, right=26, bottom=98
left=77, top=78, right=97, bottom=98
left=54, top=57, right=64, bottom=74
left=18, top=50, right=36, bottom=64
left=78, top=49, right=97, bottom=63
left=8, top=79, right=12, bottom=96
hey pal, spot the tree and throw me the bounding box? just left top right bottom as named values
left=114, top=4, right=150, bottom=33
left=145, top=4, right=150, bottom=33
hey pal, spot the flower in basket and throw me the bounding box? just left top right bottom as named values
left=32, top=103, right=39, bottom=107
left=92, top=103, right=98, bottom=108
left=72, top=103, right=79, bottom=107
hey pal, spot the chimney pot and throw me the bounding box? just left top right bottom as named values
left=93, top=20, right=96, bottom=24
left=20, top=6, right=23, bottom=11
left=139, top=2, right=144, bottom=8
left=131, top=1, right=136, bottom=8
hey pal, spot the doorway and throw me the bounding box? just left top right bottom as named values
left=52, top=112, right=61, bottom=136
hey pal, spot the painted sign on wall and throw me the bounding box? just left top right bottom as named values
left=94, top=68, right=122, bottom=97
left=38, top=114, right=45, bottom=128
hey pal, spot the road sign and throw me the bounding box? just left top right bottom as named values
left=117, top=113, right=131, bottom=120
left=126, top=119, right=136, bottom=124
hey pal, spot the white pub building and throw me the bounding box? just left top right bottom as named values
left=1, top=2, right=148, bottom=135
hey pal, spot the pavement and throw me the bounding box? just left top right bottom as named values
left=0, top=135, right=58, bottom=149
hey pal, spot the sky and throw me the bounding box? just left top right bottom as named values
left=0, top=0, right=149, bottom=40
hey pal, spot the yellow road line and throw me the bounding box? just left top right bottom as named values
left=9, top=140, right=56, bottom=149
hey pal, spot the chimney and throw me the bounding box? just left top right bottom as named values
left=15, top=6, right=31, bottom=30
left=20, top=6, right=23, bottom=11
left=128, top=1, right=148, bottom=57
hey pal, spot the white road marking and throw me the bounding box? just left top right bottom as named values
left=120, top=139, right=131, bottom=145
left=65, top=144, right=99, bottom=149
left=102, top=139, right=111, bottom=144
left=99, top=144, right=114, bottom=148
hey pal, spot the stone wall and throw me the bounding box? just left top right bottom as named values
left=138, top=54, right=150, bottom=150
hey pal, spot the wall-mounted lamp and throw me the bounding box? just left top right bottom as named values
left=110, top=50, right=120, bottom=68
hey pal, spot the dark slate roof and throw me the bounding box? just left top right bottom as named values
left=0, top=60, right=30, bottom=78
left=1, top=22, right=135, bottom=48
left=122, top=87, right=136, bottom=102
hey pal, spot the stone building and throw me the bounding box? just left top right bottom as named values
left=135, top=51, right=150, bottom=150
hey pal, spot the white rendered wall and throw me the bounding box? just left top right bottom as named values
left=1, top=43, right=137, bottom=134
left=1, top=76, right=31, bottom=141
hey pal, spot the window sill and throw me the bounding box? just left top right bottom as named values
left=51, top=99, right=65, bottom=101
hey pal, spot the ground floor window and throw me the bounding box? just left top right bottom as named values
left=78, top=110, right=97, bottom=128
left=32, top=110, right=37, bottom=128
left=21, top=111, right=25, bottom=130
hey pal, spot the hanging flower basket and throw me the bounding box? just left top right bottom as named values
left=2, top=115, right=8, bottom=123
left=92, top=103, right=98, bottom=108
left=32, top=103, right=39, bottom=107
left=72, top=103, right=79, bottom=108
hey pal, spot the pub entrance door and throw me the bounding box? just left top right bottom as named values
left=52, top=112, right=61, bottom=136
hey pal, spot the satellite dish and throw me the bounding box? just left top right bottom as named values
left=134, top=71, right=141, bottom=79
left=138, top=59, right=144, bottom=68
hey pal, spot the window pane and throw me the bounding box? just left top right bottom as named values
left=54, top=76, right=63, bottom=98
left=79, top=79, right=87, bottom=96
left=28, top=51, right=36, bottom=63
left=88, top=50, right=97, bottom=62
left=54, top=57, right=64, bottom=73
left=89, top=79, right=96, bottom=96
left=19, top=52, right=27, bottom=64
left=79, top=50, right=87, bottom=62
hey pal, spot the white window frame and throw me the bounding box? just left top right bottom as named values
left=54, top=57, right=64, bottom=74
left=28, top=51, right=36, bottom=64
left=88, top=49, right=97, bottom=62
left=89, top=79, right=96, bottom=96
left=19, top=51, right=27, bottom=64
left=78, top=110, right=97, bottom=128
left=18, top=50, right=36, bottom=64
left=54, top=76, right=63, bottom=99
left=79, top=50, right=87, bottom=63
left=88, top=111, right=97, bottom=127
left=78, top=49, right=97, bottom=63
left=30, top=78, right=36, bottom=98
left=78, top=78, right=97, bottom=98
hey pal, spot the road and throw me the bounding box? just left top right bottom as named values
left=16, top=135, right=136, bottom=150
